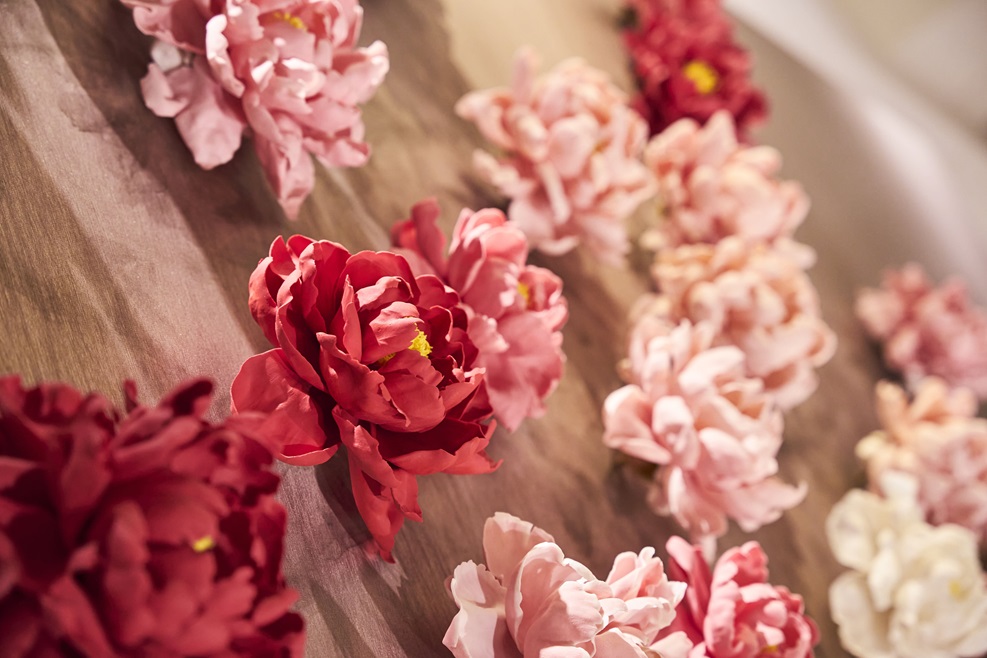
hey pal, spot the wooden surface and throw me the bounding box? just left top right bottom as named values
left=0, top=0, right=922, bottom=656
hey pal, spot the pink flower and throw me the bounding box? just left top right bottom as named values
left=456, top=48, right=656, bottom=264
left=642, top=111, right=808, bottom=250
left=857, top=378, right=987, bottom=543
left=657, top=537, right=819, bottom=658
left=0, top=376, right=304, bottom=657
left=392, top=199, right=568, bottom=431
left=622, top=0, right=768, bottom=138
left=652, top=237, right=836, bottom=409
left=231, top=235, right=497, bottom=560
left=604, top=320, right=805, bottom=543
left=856, top=263, right=987, bottom=398
left=121, top=0, right=389, bottom=218
left=443, top=512, right=692, bottom=658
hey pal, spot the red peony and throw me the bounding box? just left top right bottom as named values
left=623, top=0, right=768, bottom=138
left=0, top=376, right=303, bottom=657
left=232, top=236, right=498, bottom=560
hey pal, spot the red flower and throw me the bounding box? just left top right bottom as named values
left=0, top=376, right=303, bottom=657
left=232, top=236, right=498, bottom=560
left=623, top=0, right=768, bottom=138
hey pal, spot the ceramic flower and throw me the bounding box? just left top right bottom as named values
left=856, top=263, right=987, bottom=398
left=604, top=320, right=805, bottom=544
left=231, top=235, right=497, bottom=560
left=656, top=536, right=819, bottom=658
left=827, top=475, right=987, bottom=658
left=642, top=111, right=808, bottom=251
left=622, top=0, right=767, bottom=137
left=0, top=376, right=304, bottom=657
left=443, top=512, right=692, bottom=658
left=857, top=378, right=987, bottom=543
left=456, top=47, right=656, bottom=264
left=121, top=0, right=389, bottom=218
left=392, top=199, right=568, bottom=431
left=652, top=236, right=836, bottom=409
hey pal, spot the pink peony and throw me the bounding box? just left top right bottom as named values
left=604, top=320, right=805, bottom=544
left=443, top=512, right=692, bottom=658
left=0, top=376, right=303, bottom=657
left=622, top=0, right=768, bottom=138
left=456, top=48, right=656, bottom=264
left=857, top=378, right=987, bottom=543
left=652, top=237, right=836, bottom=410
left=657, top=536, right=819, bottom=658
left=855, top=263, right=987, bottom=398
left=392, top=199, right=568, bottom=432
left=231, top=235, right=497, bottom=560
left=121, top=0, right=389, bottom=218
left=643, top=111, right=808, bottom=250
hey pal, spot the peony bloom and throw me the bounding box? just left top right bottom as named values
left=0, top=376, right=303, bottom=657
left=651, top=236, right=836, bottom=410
left=231, top=235, right=498, bottom=560
left=656, top=536, right=819, bottom=658
left=121, top=0, right=389, bottom=218
left=603, top=320, right=805, bottom=544
left=827, top=475, right=987, bottom=658
left=392, top=199, right=568, bottom=431
left=856, top=263, right=987, bottom=398
left=642, top=111, right=808, bottom=251
left=456, top=48, right=656, bottom=264
left=857, top=378, right=987, bottom=543
left=622, top=0, right=768, bottom=138
left=443, top=512, right=692, bottom=658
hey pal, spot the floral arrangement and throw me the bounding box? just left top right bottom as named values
left=0, top=376, right=304, bottom=656
left=443, top=513, right=818, bottom=658
left=621, top=0, right=768, bottom=138
left=456, top=48, right=656, bottom=264
left=120, top=0, right=389, bottom=218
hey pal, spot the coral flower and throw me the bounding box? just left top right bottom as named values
left=392, top=199, right=568, bottom=431
left=651, top=236, right=836, bottom=409
left=457, top=48, right=656, bottom=264
left=643, top=111, right=808, bottom=250
left=443, top=513, right=692, bottom=658
left=857, top=378, right=987, bottom=543
left=656, top=536, right=819, bottom=658
left=0, top=376, right=303, bottom=657
left=231, top=235, right=497, bottom=560
left=856, top=263, right=987, bottom=398
left=121, top=0, right=389, bottom=218
left=622, top=0, right=768, bottom=137
left=604, top=320, right=805, bottom=544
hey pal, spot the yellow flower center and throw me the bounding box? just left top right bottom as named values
left=376, top=329, right=432, bottom=367
left=191, top=536, right=215, bottom=553
left=682, top=60, right=719, bottom=95
left=517, top=281, right=531, bottom=305
left=950, top=580, right=966, bottom=599
left=761, top=645, right=779, bottom=655
left=272, top=10, right=306, bottom=31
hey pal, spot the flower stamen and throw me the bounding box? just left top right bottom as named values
left=682, top=60, right=719, bottom=95
left=272, top=11, right=306, bottom=31
left=517, top=281, right=531, bottom=306
left=191, top=536, right=216, bottom=553
left=409, top=328, right=432, bottom=358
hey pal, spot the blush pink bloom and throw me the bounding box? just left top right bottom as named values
left=0, top=376, right=304, bottom=657
left=652, top=237, right=836, bottom=410
left=603, top=320, right=805, bottom=544
left=656, top=537, right=819, bottom=658
left=443, top=512, right=693, bottom=658
left=856, top=263, right=987, bottom=398
left=392, top=199, right=568, bottom=432
left=857, top=378, right=987, bottom=543
left=622, top=0, right=768, bottom=138
left=456, top=48, right=657, bottom=264
left=642, top=111, right=809, bottom=250
left=121, top=0, right=389, bottom=218
left=231, top=235, right=497, bottom=560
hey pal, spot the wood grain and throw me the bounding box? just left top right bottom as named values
left=0, top=0, right=902, bottom=656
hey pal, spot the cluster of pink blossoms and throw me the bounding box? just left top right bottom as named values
left=603, top=110, right=834, bottom=546
left=121, top=0, right=389, bottom=218
left=443, top=513, right=818, bottom=658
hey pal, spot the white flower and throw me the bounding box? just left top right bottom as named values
left=827, top=475, right=987, bottom=658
